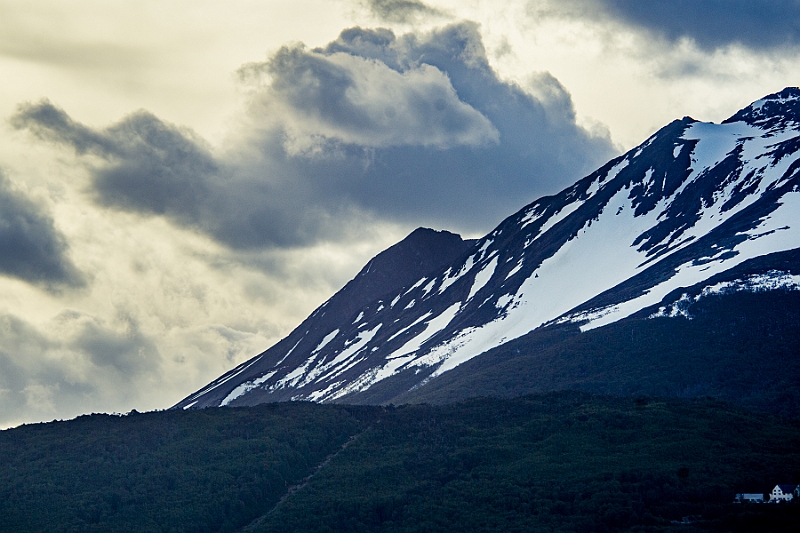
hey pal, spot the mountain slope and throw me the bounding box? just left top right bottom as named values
left=177, top=87, right=800, bottom=409
left=175, top=227, right=475, bottom=409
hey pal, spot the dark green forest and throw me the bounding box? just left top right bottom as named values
left=2, top=393, right=799, bottom=532
left=0, top=402, right=369, bottom=533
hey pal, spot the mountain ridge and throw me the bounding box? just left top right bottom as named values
left=175, top=87, right=800, bottom=410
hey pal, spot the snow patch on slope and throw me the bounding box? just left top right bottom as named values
left=311, top=329, right=339, bottom=355
left=575, top=176, right=800, bottom=330
left=388, top=302, right=462, bottom=360
left=185, top=356, right=260, bottom=403
left=387, top=312, right=432, bottom=343
left=221, top=371, right=278, bottom=406
left=505, top=259, right=523, bottom=280
left=321, top=302, right=464, bottom=401
left=650, top=270, right=800, bottom=319
left=403, top=186, right=668, bottom=378
left=467, top=256, right=498, bottom=301
left=304, top=324, right=383, bottom=385
left=437, top=255, right=475, bottom=295
left=531, top=201, right=582, bottom=242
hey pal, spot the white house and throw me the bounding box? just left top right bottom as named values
left=769, top=485, right=797, bottom=502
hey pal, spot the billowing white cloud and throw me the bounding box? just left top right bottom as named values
left=250, top=43, right=499, bottom=151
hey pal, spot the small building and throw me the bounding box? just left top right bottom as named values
left=769, top=485, right=797, bottom=503
left=734, top=493, right=765, bottom=503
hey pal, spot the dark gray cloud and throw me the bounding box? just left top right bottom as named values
left=0, top=315, right=63, bottom=424
left=69, top=311, right=161, bottom=376
left=586, top=0, right=800, bottom=51
left=13, top=23, right=617, bottom=249
left=10, top=101, right=111, bottom=154
left=12, top=100, right=358, bottom=249
left=364, top=0, right=445, bottom=23
left=0, top=168, right=84, bottom=289
left=12, top=101, right=216, bottom=218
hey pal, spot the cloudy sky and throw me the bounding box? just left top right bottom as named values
left=1, top=0, right=798, bottom=428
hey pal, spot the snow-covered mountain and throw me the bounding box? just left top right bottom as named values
left=175, top=87, right=800, bottom=410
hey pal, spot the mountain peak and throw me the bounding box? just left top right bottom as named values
left=723, top=86, right=800, bottom=128
left=174, top=226, right=473, bottom=409
left=345, top=227, right=475, bottom=316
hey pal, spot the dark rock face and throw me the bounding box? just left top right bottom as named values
left=329, top=228, right=476, bottom=325
left=177, top=88, right=800, bottom=410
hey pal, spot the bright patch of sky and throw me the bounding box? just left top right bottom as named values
left=0, top=0, right=798, bottom=427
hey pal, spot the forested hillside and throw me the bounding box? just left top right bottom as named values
left=2, top=394, right=800, bottom=532
left=0, top=403, right=372, bottom=533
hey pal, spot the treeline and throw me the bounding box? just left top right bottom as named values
left=2, top=393, right=800, bottom=532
